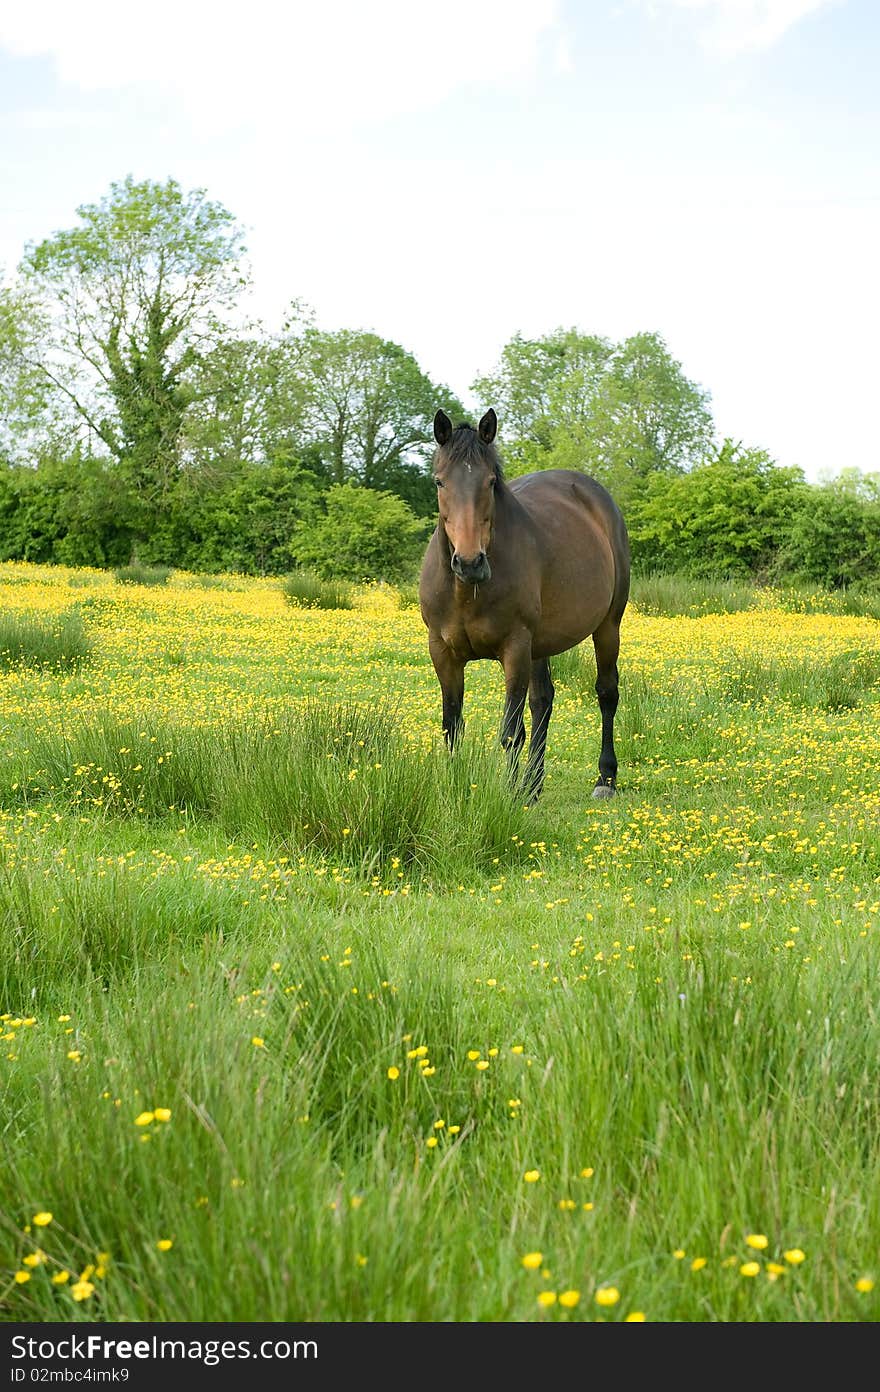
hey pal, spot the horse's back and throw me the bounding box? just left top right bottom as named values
left=509, top=469, right=625, bottom=538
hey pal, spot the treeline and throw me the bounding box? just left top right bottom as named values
left=1, top=176, right=879, bottom=586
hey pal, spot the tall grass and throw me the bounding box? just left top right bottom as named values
left=7, top=703, right=529, bottom=883
left=114, top=563, right=172, bottom=586
left=717, top=648, right=880, bottom=710
left=630, top=572, right=759, bottom=616
left=282, top=569, right=355, bottom=610
left=2, top=873, right=878, bottom=1321
left=0, top=609, right=92, bottom=671
left=629, top=571, right=880, bottom=620
left=220, top=703, right=525, bottom=876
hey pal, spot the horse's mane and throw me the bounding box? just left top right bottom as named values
left=443, top=423, right=505, bottom=482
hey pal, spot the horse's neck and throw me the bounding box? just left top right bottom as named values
left=492, top=482, right=530, bottom=538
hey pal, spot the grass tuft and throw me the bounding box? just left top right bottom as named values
left=282, top=570, right=355, bottom=610
left=0, top=608, right=92, bottom=671
left=114, top=563, right=173, bottom=586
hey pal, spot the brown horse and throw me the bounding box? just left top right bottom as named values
left=419, top=408, right=630, bottom=800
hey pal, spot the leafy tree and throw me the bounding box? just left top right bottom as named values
left=291, top=482, right=429, bottom=581
left=289, top=320, right=464, bottom=491
left=20, top=177, right=248, bottom=523
left=575, top=331, right=714, bottom=487
left=180, top=332, right=315, bottom=482
left=473, top=328, right=714, bottom=503
left=472, top=328, right=612, bottom=471
left=0, top=282, right=57, bottom=464
left=816, top=466, right=880, bottom=504
left=628, top=440, right=806, bottom=576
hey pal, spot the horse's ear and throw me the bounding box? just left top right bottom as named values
left=434, top=410, right=453, bottom=446
left=478, top=408, right=497, bottom=444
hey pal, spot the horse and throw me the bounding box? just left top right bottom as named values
left=418, top=408, right=630, bottom=800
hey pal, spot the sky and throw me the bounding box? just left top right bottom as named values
left=1, top=0, right=878, bottom=481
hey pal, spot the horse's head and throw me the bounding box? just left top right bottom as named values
left=432, top=408, right=500, bottom=585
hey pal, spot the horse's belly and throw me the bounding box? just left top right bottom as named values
left=530, top=555, right=615, bottom=657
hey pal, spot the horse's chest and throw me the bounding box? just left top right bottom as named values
left=440, top=613, right=502, bottom=661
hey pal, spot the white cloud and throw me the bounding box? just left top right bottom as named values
left=0, top=0, right=560, bottom=132
left=643, top=0, right=839, bottom=55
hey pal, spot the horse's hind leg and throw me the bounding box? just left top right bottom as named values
left=523, top=657, right=554, bottom=800
left=592, top=617, right=620, bottom=799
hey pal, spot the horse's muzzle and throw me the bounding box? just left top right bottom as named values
left=451, top=551, right=491, bottom=584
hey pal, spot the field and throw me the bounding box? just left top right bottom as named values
left=1, top=560, right=879, bottom=1323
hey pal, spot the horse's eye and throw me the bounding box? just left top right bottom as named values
left=434, top=478, right=444, bottom=489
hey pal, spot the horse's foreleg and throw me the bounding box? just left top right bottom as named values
left=500, top=637, right=532, bottom=783
left=429, top=634, right=465, bottom=750
left=523, top=657, right=554, bottom=800
left=592, top=618, right=621, bottom=799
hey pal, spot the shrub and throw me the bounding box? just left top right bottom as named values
left=291, top=483, right=429, bottom=582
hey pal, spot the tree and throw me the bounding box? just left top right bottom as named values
left=21, top=176, right=248, bottom=524
left=0, top=282, right=58, bottom=464
left=291, top=482, right=429, bottom=581
left=472, top=328, right=613, bottom=472
left=289, top=321, right=464, bottom=493
left=180, top=333, right=314, bottom=483
left=472, top=328, right=714, bottom=503
left=577, top=331, right=714, bottom=486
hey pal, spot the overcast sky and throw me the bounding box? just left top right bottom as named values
left=1, top=0, right=878, bottom=480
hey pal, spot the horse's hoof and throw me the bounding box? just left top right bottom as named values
left=592, top=783, right=616, bottom=800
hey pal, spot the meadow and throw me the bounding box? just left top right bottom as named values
left=1, top=560, right=879, bottom=1323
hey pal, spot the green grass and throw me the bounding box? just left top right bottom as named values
left=5, top=703, right=528, bottom=884
left=630, top=570, right=880, bottom=620
left=630, top=571, right=760, bottom=616
left=0, top=609, right=92, bottom=672
left=281, top=569, right=355, bottom=610
left=2, top=567, right=880, bottom=1323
